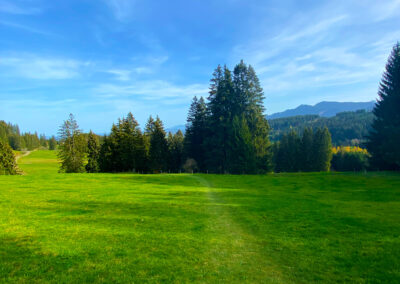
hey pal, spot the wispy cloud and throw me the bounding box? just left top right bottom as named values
left=94, top=80, right=208, bottom=103
left=103, top=0, right=136, bottom=21
left=0, top=20, right=55, bottom=37
left=0, top=55, right=89, bottom=80
left=0, top=0, right=40, bottom=15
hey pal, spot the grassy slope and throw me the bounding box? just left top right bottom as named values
left=0, top=150, right=399, bottom=283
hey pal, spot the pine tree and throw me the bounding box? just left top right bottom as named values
left=184, top=96, right=208, bottom=171
left=39, top=134, right=48, bottom=148
left=228, top=115, right=256, bottom=174
left=168, top=130, right=184, bottom=172
left=206, top=65, right=234, bottom=173
left=366, top=42, right=400, bottom=170
left=312, top=127, right=332, bottom=171
left=48, top=136, right=57, bottom=150
left=148, top=117, right=169, bottom=172
left=58, top=114, right=86, bottom=173
left=86, top=131, right=100, bottom=173
left=0, top=141, right=19, bottom=175
left=300, top=127, right=314, bottom=172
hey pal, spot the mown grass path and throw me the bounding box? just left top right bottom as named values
left=0, top=150, right=399, bottom=283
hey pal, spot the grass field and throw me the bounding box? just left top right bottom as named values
left=1, top=150, right=399, bottom=283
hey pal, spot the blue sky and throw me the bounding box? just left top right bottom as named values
left=0, top=0, right=399, bottom=135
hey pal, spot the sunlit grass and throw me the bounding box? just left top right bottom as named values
left=0, top=150, right=399, bottom=282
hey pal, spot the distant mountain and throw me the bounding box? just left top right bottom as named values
left=267, top=101, right=375, bottom=119
left=268, top=110, right=374, bottom=146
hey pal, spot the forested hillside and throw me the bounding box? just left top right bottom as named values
left=267, top=101, right=375, bottom=119
left=268, top=110, right=373, bottom=146
left=0, top=120, right=55, bottom=150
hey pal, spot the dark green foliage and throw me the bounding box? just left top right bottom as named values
left=228, top=115, right=256, bottom=174
left=0, top=120, right=41, bottom=150
left=184, top=96, right=208, bottom=171
left=269, top=110, right=374, bottom=146
left=39, top=134, right=48, bottom=148
left=312, top=127, right=333, bottom=171
left=99, top=113, right=147, bottom=173
left=0, top=141, right=19, bottom=175
left=48, top=136, right=57, bottom=150
left=58, top=114, right=87, bottom=173
left=273, top=131, right=301, bottom=172
left=331, top=149, right=369, bottom=172
left=300, top=127, right=314, bottom=172
left=148, top=116, right=169, bottom=173
left=205, top=65, right=234, bottom=173
left=273, top=127, right=332, bottom=172
left=168, top=130, right=184, bottom=172
left=196, top=61, right=271, bottom=174
left=367, top=43, right=400, bottom=170
left=86, top=131, right=100, bottom=173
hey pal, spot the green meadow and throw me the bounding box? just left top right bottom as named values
left=0, top=150, right=399, bottom=283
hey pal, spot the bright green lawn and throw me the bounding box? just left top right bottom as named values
left=0, top=150, right=399, bottom=283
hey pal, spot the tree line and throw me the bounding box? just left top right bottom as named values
left=58, top=61, right=332, bottom=174
left=0, top=120, right=57, bottom=151
left=269, top=109, right=374, bottom=146
left=2, top=42, right=399, bottom=175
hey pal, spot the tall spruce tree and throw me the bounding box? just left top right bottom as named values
left=0, top=141, right=19, bottom=175
left=48, top=136, right=57, bottom=150
left=86, top=131, right=100, bottom=173
left=184, top=96, right=208, bottom=171
left=206, top=65, right=234, bottom=173
left=58, top=114, right=86, bottom=173
left=300, top=127, right=314, bottom=172
left=312, top=127, right=332, bottom=171
left=366, top=42, right=400, bottom=170
left=168, top=130, right=184, bottom=172
left=98, top=113, right=147, bottom=173
left=148, top=116, right=169, bottom=172
left=228, top=115, right=256, bottom=174
left=204, top=61, right=272, bottom=173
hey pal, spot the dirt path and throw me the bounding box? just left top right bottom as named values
left=16, top=150, right=33, bottom=162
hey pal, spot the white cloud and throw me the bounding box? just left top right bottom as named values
left=0, top=0, right=40, bottom=15
left=94, top=80, right=208, bottom=103
left=107, top=69, right=132, bottom=81
left=0, top=20, right=55, bottom=37
left=103, top=0, right=136, bottom=21
left=0, top=55, right=88, bottom=80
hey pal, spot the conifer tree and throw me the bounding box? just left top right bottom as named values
left=366, top=42, right=400, bottom=170
left=300, top=127, right=314, bottom=171
left=48, top=136, right=57, bottom=150
left=184, top=96, right=208, bottom=171
left=148, top=116, right=169, bottom=172
left=312, top=127, right=332, bottom=171
left=228, top=115, right=256, bottom=174
left=86, top=131, right=100, bottom=173
left=58, top=114, right=86, bottom=173
left=206, top=65, right=234, bottom=173
left=168, top=130, right=184, bottom=172
left=0, top=141, right=19, bottom=175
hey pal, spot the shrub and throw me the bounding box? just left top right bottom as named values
left=0, top=141, right=19, bottom=175
left=331, top=146, right=369, bottom=171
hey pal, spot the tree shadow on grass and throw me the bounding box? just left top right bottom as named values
left=0, top=236, right=82, bottom=283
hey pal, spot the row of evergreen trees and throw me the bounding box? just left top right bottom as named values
left=184, top=61, right=271, bottom=174
left=0, top=120, right=57, bottom=150
left=56, top=61, right=336, bottom=174
left=56, top=42, right=400, bottom=174
left=272, top=128, right=332, bottom=172
left=58, top=113, right=186, bottom=174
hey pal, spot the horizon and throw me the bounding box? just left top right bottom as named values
left=0, top=0, right=399, bottom=135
